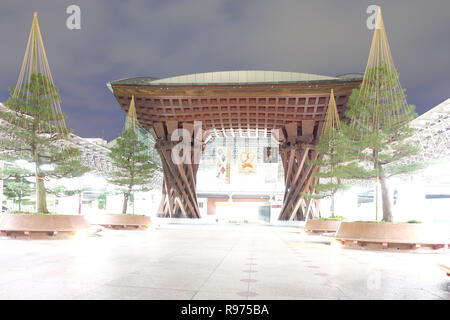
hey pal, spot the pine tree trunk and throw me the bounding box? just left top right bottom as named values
left=379, top=175, right=393, bottom=222
left=35, top=162, right=48, bottom=213
left=122, top=193, right=129, bottom=214
left=33, top=145, right=48, bottom=213
left=36, top=176, right=48, bottom=213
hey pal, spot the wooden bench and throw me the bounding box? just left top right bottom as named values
left=334, top=238, right=448, bottom=250
left=334, top=222, right=450, bottom=251
left=0, top=214, right=89, bottom=238
left=89, top=215, right=151, bottom=230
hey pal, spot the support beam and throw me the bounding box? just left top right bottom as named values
left=154, top=121, right=204, bottom=218
left=278, top=121, right=319, bottom=220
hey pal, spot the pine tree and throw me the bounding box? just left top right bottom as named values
left=343, top=63, right=422, bottom=221
left=327, top=7, right=424, bottom=222
left=1, top=164, right=34, bottom=211
left=308, top=127, right=351, bottom=217
left=0, top=73, right=90, bottom=213
left=0, top=13, right=89, bottom=213
left=306, top=90, right=362, bottom=217
left=107, top=127, right=157, bottom=214
left=4, top=180, right=33, bottom=212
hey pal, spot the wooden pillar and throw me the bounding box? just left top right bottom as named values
left=278, top=120, right=320, bottom=220
left=153, top=121, right=204, bottom=218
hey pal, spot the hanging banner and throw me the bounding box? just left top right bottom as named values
left=216, top=147, right=230, bottom=184
left=263, top=147, right=278, bottom=163
left=238, top=147, right=257, bottom=175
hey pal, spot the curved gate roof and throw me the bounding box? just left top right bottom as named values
left=109, top=70, right=362, bottom=86
left=108, top=70, right=363, bottom=138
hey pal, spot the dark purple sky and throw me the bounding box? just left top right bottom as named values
left=0, top=0, right=449, bottom=141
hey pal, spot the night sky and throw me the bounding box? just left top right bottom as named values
left=0, top=0, right=449, bottom=141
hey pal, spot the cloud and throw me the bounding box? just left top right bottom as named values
left=0, top=0, right=448, bottom=140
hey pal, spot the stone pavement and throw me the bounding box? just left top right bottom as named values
left=0, top=223, right=448, bottom=299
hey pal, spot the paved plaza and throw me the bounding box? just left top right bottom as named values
left=0, top=223, right=449, bottom=300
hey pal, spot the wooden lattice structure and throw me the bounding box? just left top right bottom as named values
left=108, top=71, right=362, bottom=219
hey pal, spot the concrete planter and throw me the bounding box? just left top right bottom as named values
left=334, top=221, right=450, bottom=250
left=305, top=219, right=342, bottom=234
left=0, top=213, right=88, bottom=234
left=89, top=214, right=151, bottom=229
